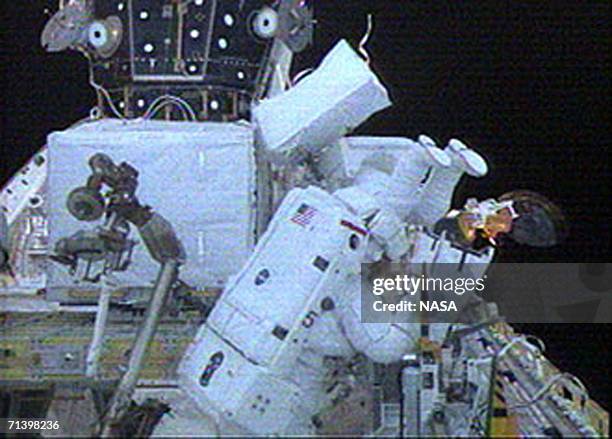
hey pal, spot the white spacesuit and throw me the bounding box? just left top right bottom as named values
left=153, top=131, right=489, bottom=435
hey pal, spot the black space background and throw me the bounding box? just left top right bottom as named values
left=0, top=2, right=609, bottom=409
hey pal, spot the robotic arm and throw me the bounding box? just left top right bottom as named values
left=53, top=153, right=184, bottom=282
left=49, top=153, right=186, bottom=435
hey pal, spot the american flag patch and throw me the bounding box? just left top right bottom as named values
left=291, top=204, right=317, bottom=227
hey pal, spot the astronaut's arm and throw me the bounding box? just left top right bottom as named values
left=332, top=184, right=408, bottom=263
left=338, top=293, right=421, bottom=364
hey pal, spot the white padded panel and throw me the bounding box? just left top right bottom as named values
left=47, top=119, right=256, bottom=290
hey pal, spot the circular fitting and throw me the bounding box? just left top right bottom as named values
left=88, top=16, right=123, bottom=58
left=251, top=7, right=279, bottom=39
left=88, top=21, right=108, bottom=48
left=66, top=187, right=105, bottom=222
left=321, top=297, right=335, bottom=311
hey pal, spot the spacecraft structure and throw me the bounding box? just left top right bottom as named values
left=0, top=1, right=608, bottom=437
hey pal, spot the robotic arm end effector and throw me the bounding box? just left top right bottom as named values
left=55, top=153, right=185, bottom=282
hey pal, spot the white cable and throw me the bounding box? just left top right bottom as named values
left=147, top=95, right=195, bottom=119
left=143, top=95, right=197, bottom=121
left=358, top=14, right=374, bottom=65
left=80, top=49, right=126, bottom=120
left=508, top=373, right=589, bottom=410
left=524, top=334, right=546, bottom=354
left=497, top=334, right=544, bottom=359
left=498, top=334, right=591, bottom=412
left=144, top=97, right=189, bottom=121
left=168, top=95, right=198, bottom=120
left=291, top=68, right=314, bottom=86
left=82, top=47, right=198, bottom=121
left=146, top=102, right=189, bottom=121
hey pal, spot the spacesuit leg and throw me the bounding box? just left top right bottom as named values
left=280, top=350, right=330, bottom=435
left=410, top=139, right=488, bottom=227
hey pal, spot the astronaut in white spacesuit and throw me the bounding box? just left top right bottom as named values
left=152, top=132, right=489, bottom=436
